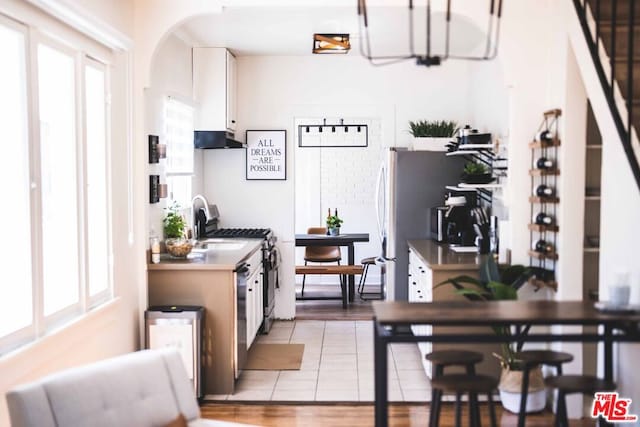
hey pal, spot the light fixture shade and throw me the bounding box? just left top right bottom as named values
left=313, top=33, right=351, bottom=54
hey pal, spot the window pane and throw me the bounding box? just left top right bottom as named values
left=38, top=44, right=80, bottom=315
left=165, top=98, right=194, bottom=174
left=0, top=24, right=32, bottom=337
left=85, top=64, right=110, bottom=298
left=167, top=175, right=193, bottom=209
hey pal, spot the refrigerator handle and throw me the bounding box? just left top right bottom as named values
left=375, top=162, right=385, bottom=243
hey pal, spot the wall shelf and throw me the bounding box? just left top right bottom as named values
left=528, top=250, right=559, bottom=261
left=529, top=139, right=561, bottom=149
left=529, top=196, right=560, bottom=204
left=529, top=169, right=560, bottom=176
left=528, top=223, right=559, bottom=232
left=530, top=279, right=559, bottom=291
left=584, top=247, right=600, bottom=253
left=586, top=145, right=602, bottom=150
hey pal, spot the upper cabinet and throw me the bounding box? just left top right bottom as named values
left=193, top=47, right=237, bottom=132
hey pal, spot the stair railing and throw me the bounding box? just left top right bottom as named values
left=574, top=0, right=640, bottom=191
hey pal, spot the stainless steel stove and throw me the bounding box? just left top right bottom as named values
left=203, top=226, right=278, bottom=334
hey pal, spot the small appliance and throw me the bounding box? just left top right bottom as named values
left=430, top=206, right=448, bottom=243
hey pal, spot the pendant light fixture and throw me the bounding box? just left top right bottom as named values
left=357, top=0, right=503, bottom=66
left=313, top=33, right=351, bottom=54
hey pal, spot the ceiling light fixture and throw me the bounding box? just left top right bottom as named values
left=313, top=33, right=351, bottom=54
left=357, top=0, right=503, bottom=67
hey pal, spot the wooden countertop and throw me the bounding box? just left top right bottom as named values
left=147, top=239, right=263, bottom=271
left=407, top=239, right=480, bottom=271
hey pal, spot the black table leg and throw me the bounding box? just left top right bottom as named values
left=601, top=324, right=614, bottom=427
left=348, top=243, right=355, bottom=302
left=374, top=322, right=388, bottom=427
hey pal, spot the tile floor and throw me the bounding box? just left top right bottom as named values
left=204, top=320, right=431, bottom=402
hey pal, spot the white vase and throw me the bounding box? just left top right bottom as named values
left=499, top=389, right=547, bottom=414
left=411, top=136, right=451, bottom=151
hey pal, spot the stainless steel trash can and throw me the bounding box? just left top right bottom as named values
left=145, top=305, right=204, bottom=398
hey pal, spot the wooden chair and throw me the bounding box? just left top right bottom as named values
left=301, top=227, right=341, bottom=297
left=426, top=350, right=484, bottom=427
left=513, top=350, right=574, bottom=427
left=430, top=373, right=499, bottom=427
left=544, top=375, right=616, bottom=427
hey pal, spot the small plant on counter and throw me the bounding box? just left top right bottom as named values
left=408, top=120, right=458, bottom=138
left=163, top=202, right=187, bottom=239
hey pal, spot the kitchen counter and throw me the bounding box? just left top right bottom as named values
left=407, top=239, right=480, bottom=271
left=147, top=238, right=263, bottom=271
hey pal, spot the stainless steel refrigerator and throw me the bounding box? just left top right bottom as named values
left=375, top=147, right=465, bottom=301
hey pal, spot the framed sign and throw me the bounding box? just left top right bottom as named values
left=246, top=130, right=287, bottom=180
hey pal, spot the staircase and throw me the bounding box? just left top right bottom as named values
left=574, top=0, right=640, bottom=190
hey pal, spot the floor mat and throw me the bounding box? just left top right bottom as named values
left=245, top=343, right=305, bottom=370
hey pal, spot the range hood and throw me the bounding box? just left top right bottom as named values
left=194, top=130, right=245, bottom=149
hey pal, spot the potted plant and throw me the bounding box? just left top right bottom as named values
left=408, top=120, right=457, bottom=151
left=436, top=252, right=544, bottom=414
left=461, top=161, right=494, bottom=184
left=326, top=209, right=343, bottom=236
left=163, top=202, right=193, bottom=258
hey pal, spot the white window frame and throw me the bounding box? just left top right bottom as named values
left=0, top=11, right=114, bottom=355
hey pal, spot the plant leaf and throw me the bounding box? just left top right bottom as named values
left=487, top=281, right=518, bottom=300
left=455, top=289, right=491, bottom=301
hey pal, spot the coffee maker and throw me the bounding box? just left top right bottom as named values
left=444, top=196, right=475, bottom=246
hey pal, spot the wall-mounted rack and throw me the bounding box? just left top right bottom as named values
left=528, top=109, right=561, bottom=291
left=298, top=118, right=368, bottom=147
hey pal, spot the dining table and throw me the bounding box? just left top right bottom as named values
left=295, top=233, right=370, bottom=302
left=372, top=300, right=640, bottom=427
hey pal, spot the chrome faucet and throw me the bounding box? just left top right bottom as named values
left=191, top=194, right=211, bottom=239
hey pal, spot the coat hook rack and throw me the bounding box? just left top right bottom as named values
left=298, top=118, right=368, bottom=148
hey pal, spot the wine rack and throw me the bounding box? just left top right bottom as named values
left=528, top=109, right=560, bottom=291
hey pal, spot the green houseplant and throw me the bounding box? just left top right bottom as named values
left=461, top=161, right=494, bottom=184
left=326, top=209, right=343, bottom=236
left=408, top=120, right=458, bottom=137
left=163, top=203, right=193, bottom=258
left=436, top=252, right=544, bottom=413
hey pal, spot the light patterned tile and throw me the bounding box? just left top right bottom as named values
left=315, top=389, right=359, bottom=402
left=202, top=394, right=228, bottom=401
left=239, top=370, right=280, bottom=381
left=274, top=378, right=317, bottom=391
left=278, top=370, right=319, bottom=381
left=318, top=369, right=358, bottom=380
left=317, top=376, right=358, bottom=390
left=319, top=359, right=358, bottom=371
left=402, top=389, right=431, bottom=402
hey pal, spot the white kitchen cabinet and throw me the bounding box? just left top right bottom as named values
left=193, top=47, right=237, bottom=132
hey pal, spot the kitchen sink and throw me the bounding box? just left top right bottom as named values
left=195, top=239, right=248, bottom=251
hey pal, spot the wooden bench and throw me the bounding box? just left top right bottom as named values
left=295, top=265, right=364, bottom=308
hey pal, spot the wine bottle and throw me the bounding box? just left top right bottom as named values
left=534, top=212, right=554, bottom=226
left=533, top=240, right=554, bottom=254
left=535, top=185, right=555, bottom=197
left=535, top=130, right=553, bottom=142
left=535, top=157, right=555, bottom=170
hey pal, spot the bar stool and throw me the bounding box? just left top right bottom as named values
left=513, top=350, right=574, bottom=427
left=426, top=350, right=484, bottom=427
left=357, top=256, right=383, bottom=300
left=544, top=375, right=616, bottom=427
left=430, top=374, right=499, bottom=427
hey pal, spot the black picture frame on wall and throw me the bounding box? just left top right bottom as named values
left=245, top=130, right=287, bottom=180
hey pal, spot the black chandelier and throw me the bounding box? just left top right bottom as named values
left=357, top=0, right=503, bottom=67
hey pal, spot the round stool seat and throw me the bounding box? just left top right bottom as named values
left=514, top=350, right=574, bottom=366
left=361, top=256, right=376, bottom=265
left=544, top=375, right=616, bottom=394
left=431, top=374, right=498, bottom=394
left=426, top=350, right=484, bottom=367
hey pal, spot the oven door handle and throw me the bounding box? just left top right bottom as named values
left=235, top=263, right=250, bottom=275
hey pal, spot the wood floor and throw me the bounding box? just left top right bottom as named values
left=295, top=283, right=376, bottom=320
left=201, top=402, right=596, bottom=426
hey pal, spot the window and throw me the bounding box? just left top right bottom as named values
left=0, top=15, right=113, bottom=354
left=164, top=97, right=195, bottom=208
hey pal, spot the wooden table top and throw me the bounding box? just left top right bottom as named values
left=295, top=233, right=370, bottom=245
left=372, top=300, right=640, bottom=327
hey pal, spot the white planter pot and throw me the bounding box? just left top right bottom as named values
left=499, top=389, right=547, bottom=414
left=411, top=136, right=451, bottom=151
